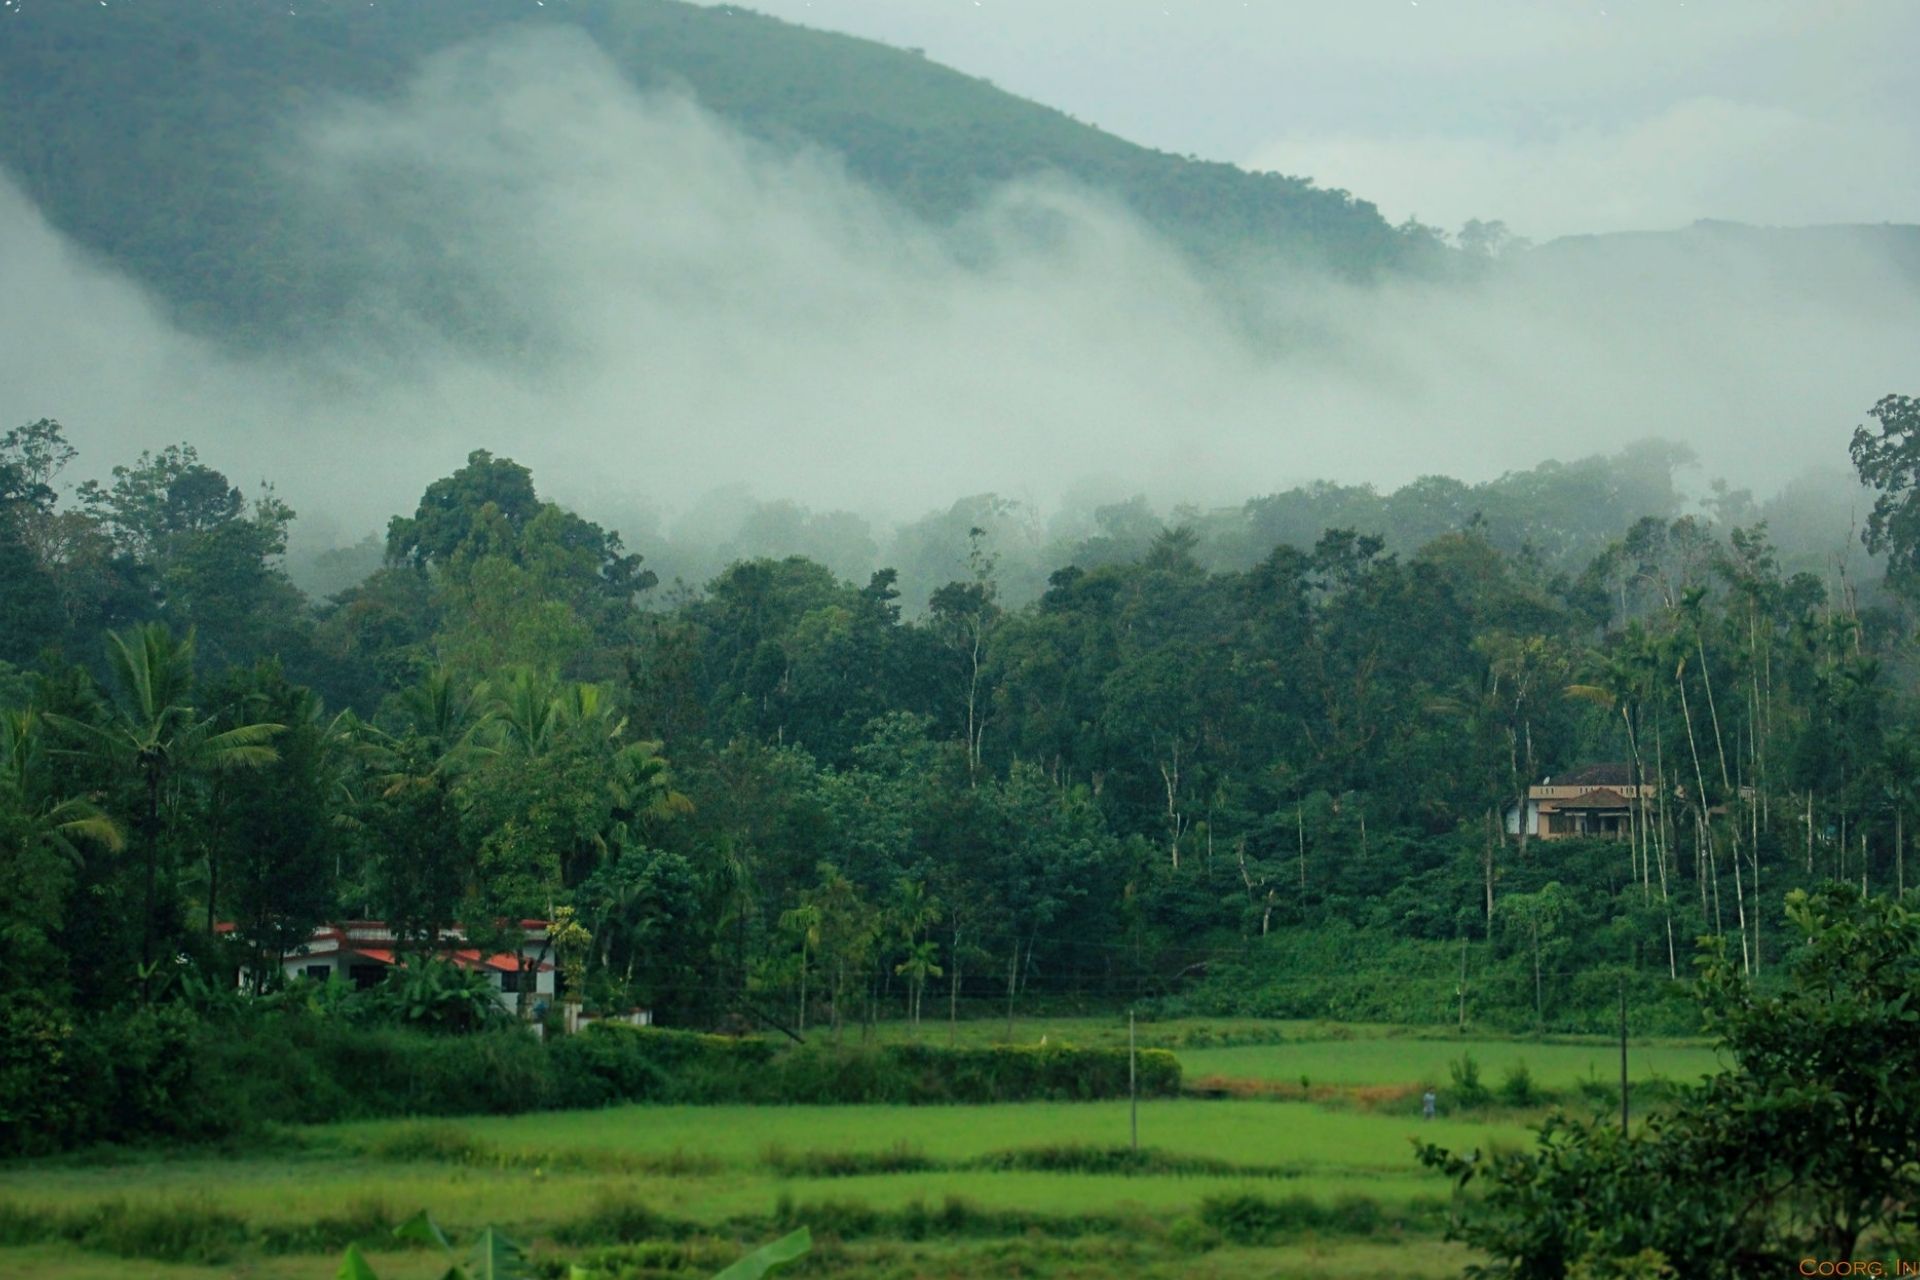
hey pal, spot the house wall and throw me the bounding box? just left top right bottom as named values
left=1504, top=800, right=1542, bottom=836
left=487, top=965, right=556, bottom=1013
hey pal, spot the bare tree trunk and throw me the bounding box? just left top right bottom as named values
left=1297, top=802, right=1307, bottom=890
left=1160, top=741, right=1183, bottom=869
left=1677, top=663, right=1730, bottom=954
left=1749, top=767, right=1762, bottom=978
left=965, top=619, right=987, bottom=787
left=948, top=922, right=961, bottom=1047
left=1004, top=943, right=1018, bottom=1042
left=1694, top=634, right=1751, bottom=972
left=1650, top=732, right=1676, bottom=979
left=1483, top=809, right=1497, bottom=939
left=1624, top=707, right=1652, bottom=902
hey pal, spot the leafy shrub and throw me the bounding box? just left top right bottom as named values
left=1198, top=1192, right=1325, bottom=1244
left=1166, top=1214, right=1224, bottom=1251
left=0, top=1001, right=85, bottom=1154
left=367, top=960, right=505, bottom=1035
left=1197, top=1191, right=1406, bottom=1243
left=360, top=1122, right=491, bottom=1164
left=1499, top=1060, right=1539, bottom=1107
left=552, top=1189, right=670, bottom=1245
left=1448, top=1052, right=1492, bottom=1108
left=548, top=1023, right=774, bottom=1106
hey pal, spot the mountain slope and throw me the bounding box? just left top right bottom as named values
left=0, top=0, right=1426, bottom=343
left=1534, top=219, right=1920, bottom=281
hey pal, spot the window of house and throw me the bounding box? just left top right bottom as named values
left=304, top=964, right=329, bottom=982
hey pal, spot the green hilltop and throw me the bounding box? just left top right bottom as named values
left=0, top=0, right=1429, bottom=342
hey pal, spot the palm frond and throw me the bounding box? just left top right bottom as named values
left=1563, top=684, right=1617, bottom=710
left=46, top=803, right=126, bottom=853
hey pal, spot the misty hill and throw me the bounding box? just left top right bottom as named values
left=0, top=0, right=1425, bottom=343
left=1530, top=219, right=1920, bottom=293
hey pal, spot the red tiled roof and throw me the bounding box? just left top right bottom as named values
left=449, top=948, right=553, bottom=974
left=275, top=922, right=554, bottom=969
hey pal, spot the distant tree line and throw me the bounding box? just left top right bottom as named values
left=3, top=400, right=1918, bottom=1035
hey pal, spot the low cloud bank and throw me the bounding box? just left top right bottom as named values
left=0, top=29, right=1914, bottom=554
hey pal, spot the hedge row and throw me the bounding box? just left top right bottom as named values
left=1, top=1008, right=1180, bottom=1154
left=554, top=1032, right=1182, bottom=1107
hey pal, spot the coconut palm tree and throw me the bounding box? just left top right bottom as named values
left=0, top=707, right=124, bottom=979
left=51, top=623, right=279, bottom=995
left=1, top=707, right=124, bottom=860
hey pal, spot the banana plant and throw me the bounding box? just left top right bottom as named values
left=335, top=1210, right=524, bottom=1280
left=334, top=1211, right=810, bottom=1280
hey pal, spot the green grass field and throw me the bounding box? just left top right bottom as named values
left=1180, top=1033, right=1721, bottom=1094
left=0, top=1017, right=1706, bottom=1277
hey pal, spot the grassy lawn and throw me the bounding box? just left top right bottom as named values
left=0, top=1238, right=1478, bottom=1280
left=858, top=1014, right=1335, bottom=1050
left=0, top=1018, right=1647, bottom=1277
left=1, top=1100, right=1522, bottom=1238
left=317, top=1097, right=1529, bottom=1169
left=0, top=1245, right=458, bottom=1279
left=1180, top=1033, right=1721, bottom=1095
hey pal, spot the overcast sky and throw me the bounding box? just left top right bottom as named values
left=742, top=0, right=1920, bottom=241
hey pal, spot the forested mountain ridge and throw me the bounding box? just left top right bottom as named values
left=0, top=0, right=1427, bottom=343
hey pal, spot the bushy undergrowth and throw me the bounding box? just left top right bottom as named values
left=970, top=1144, right=1247, bottom=1177
left=0, top=1197, right=251, bottom=1264
left=1, top=1012, right=1181, bottom=1155
left=1157, top=922, right=1702, bottom=1036
left=0, top=1001, right=230, bottom=1154
left=763, top=1142, right=936, bottom=1178
left=1197, top=1190, right=1441, bottom=1243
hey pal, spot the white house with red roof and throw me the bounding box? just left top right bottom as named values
left=278, top=920, right=557, bottom=1013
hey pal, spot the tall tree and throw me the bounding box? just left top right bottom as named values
left=51, top=624, right=280, bottom=995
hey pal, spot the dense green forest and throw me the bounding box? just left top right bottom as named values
left=0, top=0, right=1431, bottom=346
left=5, top=402, right=1919, bottom=1048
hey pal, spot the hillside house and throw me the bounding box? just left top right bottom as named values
left=1506, top=763, right=1645, bottom=841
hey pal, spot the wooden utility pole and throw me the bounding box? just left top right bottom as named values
left=1129, top=1010, right=1139, bottom=1155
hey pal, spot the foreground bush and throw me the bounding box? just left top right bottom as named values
left=1421, top=887, right=1920, bottom=1277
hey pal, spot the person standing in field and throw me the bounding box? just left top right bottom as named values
left=1422, top=1089, right=1437, bottom=1119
